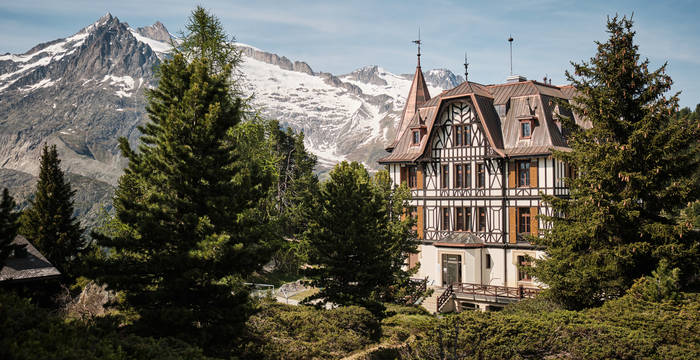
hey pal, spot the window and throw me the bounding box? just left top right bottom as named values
left=517, top=160, right=530, bottom=187
left=442, top=207, right=450, bottom=230
left=517, top=255, right=532, bottom=281
left=455, top=207, right=464, bottom=231
left=521, top=121, right=532, bottom=138
left=454, top=125, right=463, bottom=146
left=465, top=164, right=471, bottom=188
left=478, top=207, right=486, bottom=232
left=453, top=125, right=470, bottom=147
left=441, top=165, right=449, bottom=188
left=485, top=254, right=492, bottom=269
left=455, top=164, right=463, bottom=188
left=455, top=164, right=470, bottom=189
left=477, top=164, right=486, bottom=188
left=518, top=208, right=531, bottom=234
left=465, top=207, right=472, bottom=231
left=454, top=207, right=471, bottom=231
left=407, top=166, right=417, bottom=189
left=412, top=130, right=420, bottom=145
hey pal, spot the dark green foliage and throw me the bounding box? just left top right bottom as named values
left=269, top=123, right=319, bottom=239
left=178, top=5, right=242, bottom=91
left=243, top=302, right=380, bottom=359
left=91, top=8, right=276, bottom=355
left=0, top=291, right=211, bottom=360
left=403, top=292, right=700, bottom=360
left=532, top=15, right=700, bottom=309
left=304, top=162, right=416, bottom=315
left=244, top=119, right=319, bottom=275
left=627, top=259, right=682, bottom=302
left=20, top=144, right=83, bottom=278
left=0, top=188, right=20, bottom=265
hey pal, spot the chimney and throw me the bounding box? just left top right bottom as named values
left=506, top=75, right=527, bottom=83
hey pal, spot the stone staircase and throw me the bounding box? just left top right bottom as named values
left=420, top=286, right=443, bottom=314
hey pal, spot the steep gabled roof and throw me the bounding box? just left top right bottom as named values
left=379, top=77, right=584, bottom=165
left=386, top=64, right=431, bottom=151
left=379, top=103, right=439, bottom=162
left=380, top=81, right=505, bottom=163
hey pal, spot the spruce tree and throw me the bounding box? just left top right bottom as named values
left=532, top=15, right=700, bottom=309
left=305, top=161, right=416, bottom=315
left=0, top=189, right=20, bottom=265
left=92, top=8, right=276, bottom=353
left=21, top=144, right=83, bottom=278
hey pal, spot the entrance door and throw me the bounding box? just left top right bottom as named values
left=442, top=254, right=462, bottom=286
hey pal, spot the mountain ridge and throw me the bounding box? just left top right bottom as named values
left=0, top=14, right=463, bottom=228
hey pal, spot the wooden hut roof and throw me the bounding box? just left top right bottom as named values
left=0, top=235, right=61, bottom=284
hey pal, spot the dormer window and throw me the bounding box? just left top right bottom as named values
left=518, top=117, right=536, bottom=139
left=412, top=130, right=420, bottom=145
left=521, top=121, right=531, bottom=138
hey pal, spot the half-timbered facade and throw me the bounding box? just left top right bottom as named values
left=380, top=63, right=581, bottom=299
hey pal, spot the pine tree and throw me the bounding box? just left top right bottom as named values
left=532, top=15, right=700, bottom=309
left=92, top=8, right=276, bottom=353
left=20, top=144, right=83, bottom=278
left=305, top=161, right=416, bottom=316
left=0, top=189, right=21, bottom=265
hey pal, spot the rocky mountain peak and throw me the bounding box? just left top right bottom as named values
left=343, top=65, right=388, bottom=86
left=0, top=12, right=161, bottom=185
left=136, top=21, right=172, bottom=43
left=94, top=12, right=119, bottom=29
left=424, top=69, right=464, bottom=89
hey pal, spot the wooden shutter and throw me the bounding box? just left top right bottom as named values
left=508, top=161, right=516, bottom=188
left=417, top=206, right=424, bottom=239
left=530, top=159, right=538, bottom=188
left=408, top=252, right=419, bottom=269
left=417, top=165, right=424, bottom=189
left=400, top=166, right=407, bottom=185
left=530, top=206, right=539, bottom=236
left=509, top=207, right=517, bottom=244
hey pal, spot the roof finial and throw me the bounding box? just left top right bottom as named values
left=464, top=52, right=469, bottom=82
left=412, top=27, right=422, bottom=67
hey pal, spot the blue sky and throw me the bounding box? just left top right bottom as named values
left=1, top=0, right=698, bottom=107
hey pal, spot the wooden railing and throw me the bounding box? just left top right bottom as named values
left=436, top=285, right=454, bottom=311
left=452, top=283, right=541, bottom=299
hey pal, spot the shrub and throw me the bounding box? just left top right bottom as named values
left=244, top=302, right=380, bottom=359
left=402, top=292, right=700, bottom=359
left=0, top=291, right=210, bottom=360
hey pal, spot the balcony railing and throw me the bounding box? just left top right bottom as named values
left=452, top=283, right=541, bottom=300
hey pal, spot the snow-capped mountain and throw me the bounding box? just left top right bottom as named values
left=238, top=52, right=460, bottom=169
left=0, top=13, right=463, bottom=225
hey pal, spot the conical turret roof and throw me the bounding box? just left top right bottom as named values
left=387, top=62, right=431, bottom=151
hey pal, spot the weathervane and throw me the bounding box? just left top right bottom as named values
left=464, top=52, right=469, bottom=82
left=412, top=27, right=421, bottom=67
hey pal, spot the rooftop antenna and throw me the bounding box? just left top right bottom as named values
left=508, top=35, right=514, bottom=75
left=412, top=27, right=421, bottom=67
left=464, top=52, right=469, bottom=82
